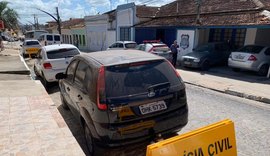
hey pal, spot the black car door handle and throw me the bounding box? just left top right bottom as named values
left=78, top=95, right=83, bottom=100
left=67, top=87, right=70, bottom=91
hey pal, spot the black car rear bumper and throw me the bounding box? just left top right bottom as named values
left=92, top=105, right=188, bottom=147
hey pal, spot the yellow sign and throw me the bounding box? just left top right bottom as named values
left=146, top=119, right=237, bottom=156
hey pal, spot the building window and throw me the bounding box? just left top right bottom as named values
left=120, top=27, right=131, bottom=41
left=209, top=28, right=246, bottom=49
left=79, top=35, right=82, bottom=45
left=70, top=35, right=72, bottom=44
left=82, top=35, right=86, bottom=46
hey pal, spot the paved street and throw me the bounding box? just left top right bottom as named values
left=23, top=56, right=270, bottom=156
left=36, top=78, right=270, bottom=156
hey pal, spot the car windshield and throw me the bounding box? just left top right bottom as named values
left=47, top=35, right=53, bottom=41
left=26, top=41, right=39, bottom=45
left=237, top=45, right=264, bottom=54
left=47, top=48, right=80, bottom=59
left=194, top=44, right=212, bottom=53
left=105, top=60, right=180, bottom=98
left=54, top=35, right=60, bottom=41
left=125, top=43, right=137, bottom=49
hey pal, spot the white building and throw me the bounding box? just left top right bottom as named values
left=85, top=10, right=116, bottom=51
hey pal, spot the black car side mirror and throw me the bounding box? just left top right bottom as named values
left=55, top=73, right=67, bottom=80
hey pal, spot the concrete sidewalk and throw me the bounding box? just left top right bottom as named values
left=0, top=47, right=30, bottom=75
left=0, top=80, right=85, bottom=155
left=177, top=67, right=270, bottom=104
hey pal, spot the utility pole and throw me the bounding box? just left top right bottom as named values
left=33, top=14, right=36, bottom=30
left=56, top=7, right=61, bottom=34
left=37, top=7, right=61, bottom=34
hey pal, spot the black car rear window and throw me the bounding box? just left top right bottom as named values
left=125, top=43, right=137, bottom=49
left=238, top=45, right=264, bottom=53
left=105, top=60, right=180, bottom=98
left=47, top=48, right=79, bottom=59
left=26, top=41, right=39, bottom=45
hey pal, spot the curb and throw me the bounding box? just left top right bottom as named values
left=184, top=81, right=270, bottom=104
left=0, top=70, right=30, bottom=75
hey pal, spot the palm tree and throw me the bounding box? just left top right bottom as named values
left=0, top=1, right=19, bottom=30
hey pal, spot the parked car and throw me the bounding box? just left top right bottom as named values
left=34, top=44, right=80, bottom=87
left=181, top=42, right=231, bottom=70
left=228, top=45, right=270, bottom=76
left=20, top=39, right=42, bottom=58
left=37, top=33, right=62, bottom=46
left=56, top=50, right=188, bottom=154
left=107, top=41, right=137, bottom=50
left=136, top=41, right=173, bottom=62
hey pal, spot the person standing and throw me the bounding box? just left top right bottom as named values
left=170, top=40, right=179, bottom=67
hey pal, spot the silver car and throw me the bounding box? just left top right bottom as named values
left=107, top=41, right=137, bottom=50
left=228, top=45, right=270, bottom=76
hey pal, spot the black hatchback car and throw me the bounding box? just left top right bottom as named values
left=56, top=50, right=188, bottom=154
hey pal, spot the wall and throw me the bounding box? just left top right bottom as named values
left=255, top=29, right=270, bottom=46
left=116, top=8, right=134, bottom=40
left=135, top=28, right=156, bottom=44
left=86, top=23, right=107, bottom=51
left=71, top=27, right=87, bottom=51
left=195, top=29, right=210, bottom=47
left=107, top=30, right=116, bottom=48
left=245, top=28, right=257, bottom=45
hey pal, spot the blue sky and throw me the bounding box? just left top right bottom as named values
left=5, top=0, right=175, bottom=25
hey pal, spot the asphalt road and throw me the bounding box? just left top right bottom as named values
left=43, top=82, right=270, bottom=156
left=24, top=58, right=270, bottom=156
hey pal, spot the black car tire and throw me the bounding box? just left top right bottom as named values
left=232, top=68, right=240, bottom=72
left=258, top=64, right=269, bottom=76
left=201, top=60, right=210, bottom=71
left=84, top=123, right=96, bottom=156
left=60, top=93, right=69, bottom=110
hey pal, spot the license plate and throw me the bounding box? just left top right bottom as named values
left=139, top=101, right=167, bottom=115
left=27, top=48, right=39, bottom=52
left=184, top=61, right=191, bottom=65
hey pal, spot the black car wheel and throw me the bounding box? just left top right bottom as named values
left=201, top=60, right=210, bottom=71
left=60, top=93, right=69, bottom=110
left=258, top=64, right=269, bottom=76
left=84, top=123, right=95, bottom=155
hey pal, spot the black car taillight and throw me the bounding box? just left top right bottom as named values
left=166, top=60, right=181, bottom=78
left=97, top=66, right=107, bottom=110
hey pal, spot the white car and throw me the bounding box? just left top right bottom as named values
left=107, top=41, right=137, bottom=50
left=34, top=44, right=80, bottom=87
left=136, top=41, right=173, bottom=62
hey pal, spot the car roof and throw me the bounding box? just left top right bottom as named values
left=43, top=44, right=78, bottom=52
left=80, top=50, right=164, bottom=66
left=116, top=41, right=137, bottom=44
left=25, top=39, right=39, bottom=42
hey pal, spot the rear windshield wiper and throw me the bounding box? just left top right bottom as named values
left=147, top=82, right=170, bottom=91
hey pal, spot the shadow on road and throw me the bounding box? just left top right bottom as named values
left=178, top=65, right=270, bottom=84
left=45, top=83, right=148, bottom=156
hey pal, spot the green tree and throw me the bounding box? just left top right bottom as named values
left=0, top=1, right=19, bottom=30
